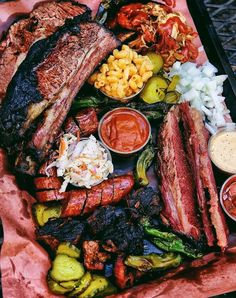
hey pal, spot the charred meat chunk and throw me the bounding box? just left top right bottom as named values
left=102, top=220, right=144, bottom=255
left=88, top=205, right=144, bottom=255
left=36, top=218, right=85, bottom=244
left=83, top=241, right=110, bottom=271
left=87, top=206, right=126, bottom=235
left=0, top=20, right=120, bottom=174
left=127, top=187, right=161, bottom=218
left=114, top=256, right=135, bottom=289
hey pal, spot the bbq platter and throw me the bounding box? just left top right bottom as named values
left=0, top=0, right=236, bottom=297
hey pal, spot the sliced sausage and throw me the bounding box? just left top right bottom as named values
left=36, top=190, right=68, bottom=202
left=34, top=177, right=62, bottom=190
left=61, top=190, right=87, bottom=217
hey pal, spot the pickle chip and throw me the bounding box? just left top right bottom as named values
left=47, top=276, right=70, bottom=295
left=56, top=242, right=81, bottom=259
left=78, top=275, right=109, bottom=298
left=42, top=205, right=61, bottom=225
left=68, top=272, right=92, bottom=296
left=50, top=254, right=85, bottom=282
left=32, top=203, right=48, bottom=227
left=146, top=53, right=164, bottom=74
left=140, top=76, right=168, bottom=104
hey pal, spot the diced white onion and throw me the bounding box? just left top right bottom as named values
left=168, top=61, right=229, bottom=128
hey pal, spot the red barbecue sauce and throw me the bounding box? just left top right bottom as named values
left=100, top=108, right=150, bottom=153
left=222, top=178, right=236, bottom=219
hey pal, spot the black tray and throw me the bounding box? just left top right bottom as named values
left=0, top=0, right=236, bottom=297
left=187, top=0, right=236, bottom=121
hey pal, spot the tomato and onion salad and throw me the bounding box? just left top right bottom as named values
left=99, top=108, right=151, bottom=154
left=221, top=175, right=236, bottom=221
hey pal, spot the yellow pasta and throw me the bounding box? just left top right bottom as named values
left=128, top=64, right=138, bottom=76
left=133, top=56, right=144, bottom=66
left=97, top=73, right=106, bottom=82
left=89, top=44, right=154, bottom=99
left=123, top=68, right=130, bottom=81
left=107, top=55, right=115, bottom=63
left=100, top=63, right=109, bottom=74
left=118, top=58, right=130, bottom=69
left=115, top=50, right=129, bottom=59
left=106, top=76, right=119, bottom=83
left=94, top=81, right=105, bottom=88
left=131, top=74, right=143, bottom=89
left=117, top=83, right=125, bottom=98
left=129, top=79, right=138, bottom=92
left=141, top=71, right=153, bottom=82
left=88, top=72, right=98, bottom=84
left=139, top=61, right=148, bottom=76
left=108, top=70, right=123, bottom=79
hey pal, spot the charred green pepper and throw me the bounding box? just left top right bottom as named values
left=143, top=221, right=203, bottom=259
left=72, top=96, right=105, bottom=110
left=142, top=110, right=163, bottom=121
left=125, top=253, right=182, bottom=272
left=135, top=143, right=155, bottom=187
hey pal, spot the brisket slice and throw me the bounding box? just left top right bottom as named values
left=0, top=14, right=89, bottom=147
left=157, top=103, right=229, bottom=250
left=23, top=22, right=119, bottom=169
left=157, top=108, right=202, bottom=242
left=180, top=103, right=228, bottom=250
left=179, top=104, right=215, bottom=247
left=0, top=0, right=90, bottom=103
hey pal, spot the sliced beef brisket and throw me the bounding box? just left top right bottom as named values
left=28, top=22, right=119, bottom=162
left=0, top=0, right=91, bottom=103
left=0, top=21, right=120, bottom=174
left=157, top=103, right=229, bottom=250
left=180, top=103, right=228, bottom=249
left=157, top=108, right=202, bottom=242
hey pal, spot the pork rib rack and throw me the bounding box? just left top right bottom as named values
left=0, top=20, right=120, bottom=174
left=0, top=0, right=91, bottom=104
left=157, top=103, right=228, bottom=250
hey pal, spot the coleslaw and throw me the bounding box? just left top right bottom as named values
left=47, top=134, right=113, bottom=191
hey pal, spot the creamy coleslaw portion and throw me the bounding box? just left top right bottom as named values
left=47, top=134, right=113, bottom=191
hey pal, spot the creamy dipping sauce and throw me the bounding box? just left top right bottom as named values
left=209, top=129, right=236, bottom=174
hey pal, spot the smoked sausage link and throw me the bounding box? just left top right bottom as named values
left=61, top=175, right=134, bottom=217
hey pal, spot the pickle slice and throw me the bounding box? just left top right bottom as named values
left=50, top=254, right=85, bottom=282
left=56, top=242, right=81, bottom=259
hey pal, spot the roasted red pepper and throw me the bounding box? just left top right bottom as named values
left=162, top=0, right=176, bottom=7
left=114, top=256, right=135, bottom=289
left=117, top=3, right=148, bottom=30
